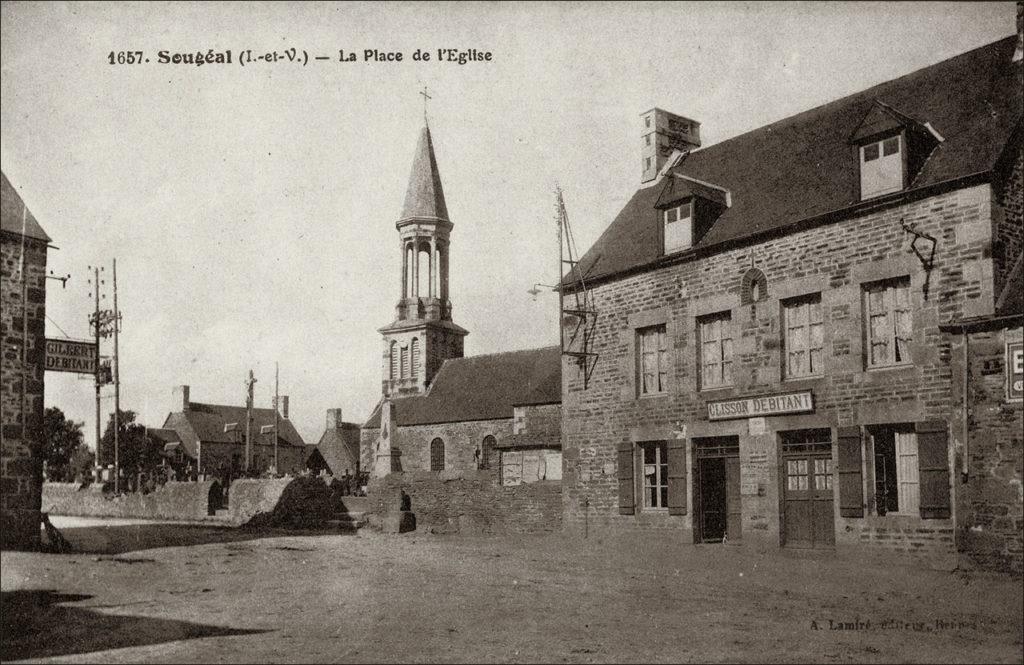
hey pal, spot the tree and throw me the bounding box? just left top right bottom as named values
left=42, top=407, right=84, bottom=482
left=100, top=410, right=164, bottom=477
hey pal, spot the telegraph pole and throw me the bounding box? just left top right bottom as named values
left=245, top=370, right=256, bottom=473
left=92, top=266, right=101, bottom=483
left=112, top=258, right=121, bottom=494
left=274, top=362, right=280, bottom=475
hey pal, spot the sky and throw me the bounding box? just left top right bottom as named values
left=1, top=1, right=1016, bottom=447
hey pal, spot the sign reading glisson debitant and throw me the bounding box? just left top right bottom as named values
left=44, top=338, right=98, bottom=374
left=707, top=391, right=814, bottom=421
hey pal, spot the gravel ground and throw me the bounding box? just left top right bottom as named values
left=1, top=518, right=1021, bottom=663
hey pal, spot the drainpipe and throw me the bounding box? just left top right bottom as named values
left=961, top=333, right=970, bottom=483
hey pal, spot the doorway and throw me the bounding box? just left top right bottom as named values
left=780, top=429, right=835, bottom=549
left=694, top=436, right=741, bottom=543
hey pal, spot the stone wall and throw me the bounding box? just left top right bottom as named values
left=42, top=481, right=221, bottom=521
left=992, top=144, right=1022, bottom=298
left=953, top=326, right=1024, bottom=573
left=228, top=476, right=334, bottom=528
left=563, top=184, right=999, bottom=561
left=367, top=467, right=562, bottom=535
left=1, top=232, right=47, bottom=550
left=364, top=418, right=513, bottom=473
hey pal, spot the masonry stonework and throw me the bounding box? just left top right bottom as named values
left=953, top=326, right=1024, bottom=573
left=1, top=232, right=47, bottom=550
left=563, top=184, right=997, bottom=563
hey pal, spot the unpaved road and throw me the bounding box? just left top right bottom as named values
left=1, top=519, right=1021, bottom=663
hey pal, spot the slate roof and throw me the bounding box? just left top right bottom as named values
left=364, top=346, right=562, bottom=428
left=399, top=124, right=449, bottom=223
left=314, top=424, right=361, bottom=476
left=568, top=37, right=1022, bottom=288
left=1, top=171, right=51, bottom=242
left=162, top=402, right=306, bottom=458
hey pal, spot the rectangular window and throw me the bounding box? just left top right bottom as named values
left=699, top=312, right=733, bottom=389
left=663, top=201, right=693, bottom=254
left=783, top=295, right=824, bottom=378
left=870, top=425, right=919, bottom=515
left=860, top=133, right=903, bottom=199
left=638, top=441, right=668, bottom=509
left=637, top=325, right=668, bottom=395
left=864, top=278, right=912, bottom=368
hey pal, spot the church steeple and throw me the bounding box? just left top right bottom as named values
left=400, top=124, right=449, bottom=223
left=378, top=121, right=468, bottom=397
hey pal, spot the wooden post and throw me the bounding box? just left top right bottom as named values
left=112, top=258, right=120, bottom=493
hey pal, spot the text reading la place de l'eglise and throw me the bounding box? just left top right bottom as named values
left=148, top=48, right=492, bottom=66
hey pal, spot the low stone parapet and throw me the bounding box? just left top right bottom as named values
left=42, top=481, right=221, bottom=521
left=229, top=476, right=334, bottom=528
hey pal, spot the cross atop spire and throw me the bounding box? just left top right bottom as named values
left=419, top=86, right=432, bottom=120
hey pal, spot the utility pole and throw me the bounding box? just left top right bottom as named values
left=274, top=362, right=280, bottom=475
left=92, top=266, right=101, bottom=483
left=112, top=258, right=121, bottom=494
left=245, top=370, right=256, bottom=473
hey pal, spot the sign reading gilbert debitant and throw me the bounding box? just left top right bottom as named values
left=44, top=338, right=98, bottom=374
left=707, top=391, right=814, bottom=421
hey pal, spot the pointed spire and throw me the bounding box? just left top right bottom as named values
left=399, top=124, right=449, bottom=223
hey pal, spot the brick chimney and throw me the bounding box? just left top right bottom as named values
left=275, top=395, right=289, bottom=420
left=326, top=408, right=344, bottom=430
left=640, top=108, right=701, bottom=183
left=173, top=385, right=190, bottom=412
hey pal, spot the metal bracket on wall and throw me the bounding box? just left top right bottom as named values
left=900, top=218, right=937, bottom=300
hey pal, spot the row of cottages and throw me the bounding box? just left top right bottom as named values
left=560, top=36, right=1022, bottom=571
left=161, top=385, right=307, bottom=477
left=359, top=121, right=563, bottom=486
left=1, top=171, right=52, bottom=550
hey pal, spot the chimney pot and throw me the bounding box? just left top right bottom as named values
left=277, top=395, right=289, bottom=420
left=174, top=385, right=190, bottom=412
left=326, top=408, right=344, bottom=430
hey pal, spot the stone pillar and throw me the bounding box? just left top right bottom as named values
left=429, top=237, right=437, bottom=298
left=412, top=240, right=420, bottom=299
left=373, top=399, right=401, bottom=478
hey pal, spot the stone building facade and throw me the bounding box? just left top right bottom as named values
left=1, top=171, right=50, bottom=550
left=161, top=385, right=307, bottom=479
left=561, top=36, right=1022, bottom=569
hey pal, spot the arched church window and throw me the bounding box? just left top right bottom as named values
left=400, top=345, right=409, bottom=379
left=389, top=341, right=398, bottom=381
left=411, top=338, right=420, bottom=379
left=417, top=243, right=432, bottom=299
left=481, top=435, right=496, bottom=470
left=430, top=438, right=445, bottom=471
left=405, top=245, right=415, bottom=298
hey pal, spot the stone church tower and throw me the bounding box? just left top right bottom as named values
left=379, top=123, right=467, bottom=397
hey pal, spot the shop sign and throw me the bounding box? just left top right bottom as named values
left=1008, top=341, right=1023, bottom=401
left=707, top=391, right=814, bottom=421
left=44, top=338, right=97, bottom=374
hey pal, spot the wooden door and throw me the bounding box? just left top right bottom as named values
left=783, top=453, right=835, bottom=548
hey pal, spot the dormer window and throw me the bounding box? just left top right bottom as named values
left=664, top=201, right=693, bottom=254
left=860, top=133, right=904, bottom=199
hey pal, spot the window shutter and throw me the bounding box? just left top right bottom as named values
left=617, top=441, right=635, bottom=515
left=667, top=439, right=688, bottom=515
left=916, top=420, right=951, bottom=519
left=836, top=426, right=864, bottom=518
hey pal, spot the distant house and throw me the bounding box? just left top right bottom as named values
left=161, top=384, right=307, bottom=477
left=308, top=408, right=361, bottom=477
